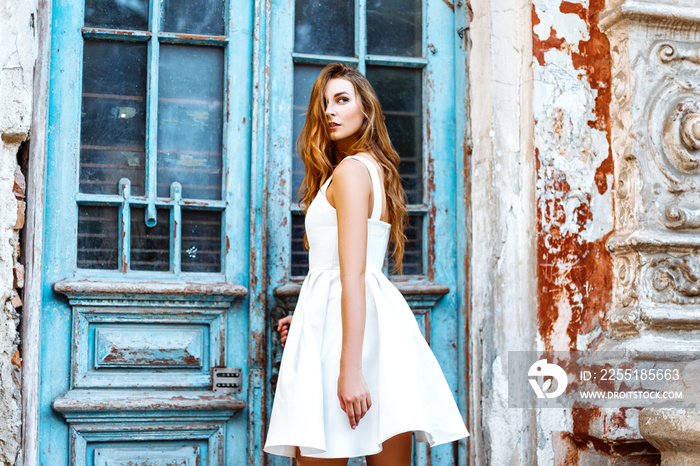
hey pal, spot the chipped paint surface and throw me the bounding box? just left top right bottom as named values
left=533, top=0, right=615, bottom=463
left=533, top=0, right=613, bottom=354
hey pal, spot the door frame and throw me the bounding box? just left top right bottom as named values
left=247, top=1, right=273, bottom=464
left=21, top=0, right=52, bottom=462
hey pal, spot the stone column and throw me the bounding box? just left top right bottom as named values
left=600, top=0, right=700, bottom=463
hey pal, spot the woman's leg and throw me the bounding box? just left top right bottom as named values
left=295, top=448, right=348, bottom=466
left=365, top=432, right=413, bottom=466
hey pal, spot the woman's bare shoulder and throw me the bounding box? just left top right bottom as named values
left=333, top=156, right=372, bottom=184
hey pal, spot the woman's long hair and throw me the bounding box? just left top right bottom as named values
left=297, top=62, right=408, bottom=273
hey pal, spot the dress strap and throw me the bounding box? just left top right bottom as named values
left=345, top=155, right=382, bottom=221
left=320, top=176, right=333, bottom=195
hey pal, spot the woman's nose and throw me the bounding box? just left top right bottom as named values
left=326, top=105, right=335, bottom=116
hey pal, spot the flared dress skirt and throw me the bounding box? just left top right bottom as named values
left=264, top=157, right=469, bottom=459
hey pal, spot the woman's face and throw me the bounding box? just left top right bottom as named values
left=324, top=78, right=365, bottom=150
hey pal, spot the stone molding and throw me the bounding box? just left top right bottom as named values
left=602, top=1, right=700, bottom=341
left=601, top=0, right=700, bottom=462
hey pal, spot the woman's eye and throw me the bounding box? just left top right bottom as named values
left=338, top=97, right=349, bottom=103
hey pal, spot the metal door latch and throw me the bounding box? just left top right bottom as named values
left=212, top=368, right=242, bottom=394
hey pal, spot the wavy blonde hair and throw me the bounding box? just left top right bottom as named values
left=297, top=62, right=408, bottom=273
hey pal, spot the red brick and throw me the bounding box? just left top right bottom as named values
left=11, top=349, right=20, bottom=368
left=14, top=200, right=25, bottom=230
left=11, top=293, right=22, bottom=308
left=13, top=166, right=25, bottom=199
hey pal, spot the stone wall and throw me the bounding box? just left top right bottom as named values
left=471, top=0, right=680, bottom=463
left=532, top=0, right=619, bottom=463
left=0, top=0, right=37, bottom=464
left=602, top=0, right=700, bottom=463
left=530, top=0, right=700, bottom=463
left=468, top=0, right=538, bottom=463
left=533, top=0, right=612, bottom=357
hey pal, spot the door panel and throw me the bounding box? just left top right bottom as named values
left=40, top=0, right=254, bottom=464
left=266, top=1, right=466, bottom=464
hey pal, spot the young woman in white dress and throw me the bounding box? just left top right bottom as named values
left=264, top=63, right=468, bottom=465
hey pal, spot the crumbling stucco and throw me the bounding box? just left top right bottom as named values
left=0, top=0, right=38, bottom=464
left=533, top=0, right=616, bottom=463
left=469, top=0, right=539, bottom=464
left=533, top=0, right=613, bottom=355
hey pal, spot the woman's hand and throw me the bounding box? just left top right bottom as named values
left=277, top=315, right=293, bottom=347
left=337, top=367, right=372, bottom=429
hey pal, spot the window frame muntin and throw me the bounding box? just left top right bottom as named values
left=73, top=0, right=238, bottom=279
left=286, top=0, right=430, bottom=279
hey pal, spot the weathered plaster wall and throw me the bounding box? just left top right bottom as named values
left=533, top=0, right=612, bottom=358
left=0, top=0, right=37, bottom=464
left=532, top=0, right=618, bottom=463
left=469, top=0, right=538, bottom=464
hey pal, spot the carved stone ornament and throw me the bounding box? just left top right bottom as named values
left=658, top=42, right=700, bottom=66
left=646, top=252, right=700, bottom=304
left=609, top=23, right=639, bottom=232
left=614, top=253, right=639, bottom=308
left=615, top=159, right=640, bottom=231
left=642, top=40, right=700, bottom=233
left=660, top=204, right=700, bottom=229
left=602, top=28, right=700, bottom=339
left=647, top=78, right=700, bottom=188
left=610, top=25, right=635, bottom=172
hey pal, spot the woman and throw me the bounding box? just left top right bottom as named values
left=264, top=63, right=468, bottom=465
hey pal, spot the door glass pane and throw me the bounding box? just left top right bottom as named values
left=161, top=0, right=225, bottom=35
left=366, top=66, right=423, bottom=204
left=157, top=44, right=224, bottom=200
left=295, top=0, right=354, bottom=56
left=131, top=207, right=170, bottom=271
left=292, top=65, right=325, bottom=199
left=290, top=65, right=324, bottom=277
left=291, top=214, right=308, bottom=276
left=81, top=41, right=147, bottom=196
left=367, top=0, right=422, bottom=57
left=388, top=214, right=423, bottom=275
left=289, top=2, right=425, bottom=278
left=85, top=0, right=149, bottom=31
left=77, top=206, right=119, bottom=270
left=181, top=210, right=222, bottom=273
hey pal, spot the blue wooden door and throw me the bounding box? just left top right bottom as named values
left=39, top=1, right=260, bottom=464
left=265, top=1, right=469, bottom=464
left=39, top=1, right=468, bottom=464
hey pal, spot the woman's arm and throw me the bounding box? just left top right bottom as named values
left=328, top=157, right=373, bottom=430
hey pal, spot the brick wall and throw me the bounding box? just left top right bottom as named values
left=0, top=0, right=37, bottom=463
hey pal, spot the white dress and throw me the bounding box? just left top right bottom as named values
left=264, top=155, right=469, bottom=459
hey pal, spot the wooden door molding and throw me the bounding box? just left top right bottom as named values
left=21, top=0, right=52, bottom=463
